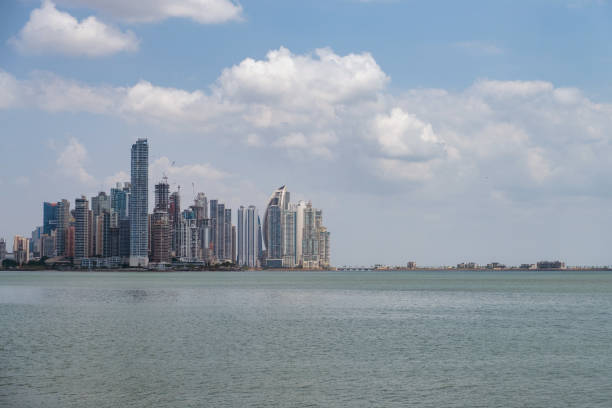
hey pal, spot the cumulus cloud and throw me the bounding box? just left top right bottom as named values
left=56, top=138, right=95, bottom=185
left=2, top=46, right=612, bottom=201
left=371, top=108, right=446, bottom=161
left=54, top=0, right=243, bottom=24
left=9, top=1, right=138, bottom=57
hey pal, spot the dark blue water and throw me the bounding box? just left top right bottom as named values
left=1, top=270, right=611, bottom=407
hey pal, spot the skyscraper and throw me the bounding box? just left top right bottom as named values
left=43, top=202, right=58, bottom=235
left=266, top=204, right=283, bottom=265
left=262, top=185, right=290, bottom=255
left=111, top=182, right=130, bottom=220
left=13, top=236, right=30, bottom=266
left=151, top=178, right=170, bottom=264
left=0, top=238, right=6, bottom=260
left=209, top=199, right=218, bottom=260
left=74, top=196, right=89, bottom=263
left=169, top=191, right=181, bottom=256
left=91, top=192, right=111, bottom=217
left=129, top=139, right=149, bottom=267
left=237, top=205, right=260, bottom=268
left=283, top=207, right=297, bottom=267
left=300, top=202, right=330, bottom=269
left=224, top=208, right=232, bottom=262
left=55, top=199, right=70, bottom=257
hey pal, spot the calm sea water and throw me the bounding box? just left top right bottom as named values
left=1, top=270, right=611, bottom=407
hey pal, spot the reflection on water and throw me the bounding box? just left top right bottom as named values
left=1, top=270, right=612, bottom=408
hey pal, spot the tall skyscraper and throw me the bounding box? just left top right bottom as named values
left=262, top=185, right=290, bottom=255
left=43, top=202, right=59, bottom=235
left=74, top=196, right=89, bottom=263
left=237, top=205, right=260, bottom=268
left=216, top=202, right=225, bottom=260
left=301, top=202, right=330, bottom=269
left=55, top=199, right=70, bottom=257
left=151, top=178, right=171, bottom=264
left=283, top=207, right=297, bottom=267
left=209, top=199, right=218, bottom=259
left=129, top=139, right=149, bottom=267
left=224, top=208, right=232, bottom=262
left=169, top=191, right=181, bottom=256
left=266, top=204, right=283, bottom=264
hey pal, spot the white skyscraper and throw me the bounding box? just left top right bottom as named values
left=237, top=205, right=260, bottom=268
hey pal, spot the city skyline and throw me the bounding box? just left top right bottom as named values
left=2, top=138, right=331, bottom=269
left=2, top=1, right=612, bottom=266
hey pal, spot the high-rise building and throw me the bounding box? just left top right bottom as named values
left=231, top=225, right=236, bottom=264
left=263, top=185, right=290, bottom=254
left=150, top=211, right=170, bottom=264
left=266, top=204, right=283, bottom=265
left=155, top=178, right=170, bottom=212
left=151, top=179, right=171, bottom=264
left=129, top=138, right=149, bottom=267
left=237, top=205, right=260, bottom=268
left=119, top=219, right=130, bottom=261
left=74, top=196, right=89, bottom=263
left=65, top=225, right=75, bottom=258
left=209, top=199, right=218, bottom=260
left=31, top=226, right=43, bottom=258
left=0, top=238, right=6, bottom=260
left=41, top=232, right=57, bottom=258
left=111, top=182, right=130, bottom=220
left=91, top=192, right=111, bottom=217
left=169, top=191, right=181, bottom=256
left=191, top=193, right=210, bottom=262
left=294, top=201, right=307, bottom=265
left=283, top=208, right=297, bottom=267
left=178, top=209, right=199, bottom=261
left=224, top=208, right=232, bottom=262
left=191, top=193, right=207, bottom=220
left=43, top=202, right=59, bottom=235
left=301, top=202, right=330, bottom=269
left=13, top=236, right=30, bottom=266
left=55, top=199, right=70, bottom=256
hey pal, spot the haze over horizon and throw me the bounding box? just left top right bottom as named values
left=1, top=0, right=612, bottom=266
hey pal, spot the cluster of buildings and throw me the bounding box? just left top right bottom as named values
left=1, top=139, right=331, bottom=269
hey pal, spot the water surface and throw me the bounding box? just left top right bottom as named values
left=1, top=270, right=611, bottom=407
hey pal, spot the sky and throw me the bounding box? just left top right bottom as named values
left=1, top=0, right=612, bottom=267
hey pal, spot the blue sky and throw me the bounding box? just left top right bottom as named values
left=1, top=0, right=612, bottom=266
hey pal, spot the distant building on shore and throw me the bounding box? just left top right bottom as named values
left=537, top=261, right=566, bottom=269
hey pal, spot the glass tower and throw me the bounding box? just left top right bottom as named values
left=129, top=139, right=149, bottom=267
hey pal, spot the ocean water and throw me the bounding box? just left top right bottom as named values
left=1, top=270, right=611, bottom=407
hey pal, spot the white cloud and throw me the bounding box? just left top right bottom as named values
left=56, top=138, right=95, bottom=185
left=2, top=46, right=612, bottom=201
left=54, top=0, right=243, bottom=24
left=371, top=108, right=446, bottom=160
left=217, top=47, right=388, bottom=108
left=9, top=1, right=138, bottom=57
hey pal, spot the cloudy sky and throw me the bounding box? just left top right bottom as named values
left=1, top=0, right=612, bottom=266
